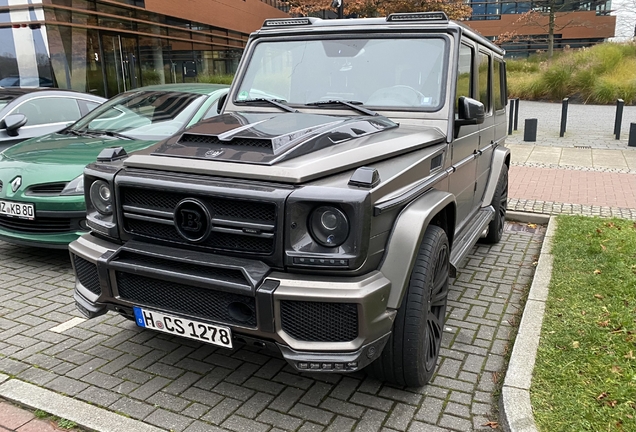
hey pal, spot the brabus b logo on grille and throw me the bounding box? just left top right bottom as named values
left=180, top=209, right=202, bottom=232
left=174, top=199, right=211, bottom=243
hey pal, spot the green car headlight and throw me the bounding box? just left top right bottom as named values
left=60, top=174, right=84, bottom=196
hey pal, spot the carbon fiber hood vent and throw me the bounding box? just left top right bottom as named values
left=149, top=112, right=398, bottom=165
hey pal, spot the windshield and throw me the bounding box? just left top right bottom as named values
left=236, top=37, right=448, bottom=111
left=71, top=91, right=204, bottom=139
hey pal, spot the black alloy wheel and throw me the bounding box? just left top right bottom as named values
left=369, top=224, right=450, bottom=387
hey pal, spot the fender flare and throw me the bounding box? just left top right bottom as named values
left=379, top=189, right=456, bottom=309
left=482, top=144, right=510, bottom=206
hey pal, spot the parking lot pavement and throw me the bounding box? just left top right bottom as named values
left=0, top=223, right=543, bottom=432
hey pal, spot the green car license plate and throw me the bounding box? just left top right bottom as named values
left=0, top=200, right=35, bottom=220
left=133, top=306, right=233, bottom=349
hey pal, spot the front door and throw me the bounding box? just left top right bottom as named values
left=102, top=34, right=140, bottom=97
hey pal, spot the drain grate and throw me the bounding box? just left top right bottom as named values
left=574, top=145, right=592, bottom=149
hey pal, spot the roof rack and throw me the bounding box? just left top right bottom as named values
left=386, top=12, right=449, bottom=23
left=262, top=17, right=319, bottom=28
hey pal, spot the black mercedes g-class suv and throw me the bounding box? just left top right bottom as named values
left=69, top=12, right=510, bottom=387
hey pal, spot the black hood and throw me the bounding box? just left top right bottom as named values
left=148, top=112, right=398, bottom=165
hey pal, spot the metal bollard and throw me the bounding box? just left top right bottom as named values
left=508, top=100, right=514, bottom=135
left=524, top=118, right=538, bottom=142
left=559, top=97, right=569, bottom=137
left=514, top=98, right=520, bottom=131
left=629, top=123, right=636, bottom=147
left=614, top=99, right=624, bottom=140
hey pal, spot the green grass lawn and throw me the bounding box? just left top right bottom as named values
left=531, top=216, right=636, bottom=431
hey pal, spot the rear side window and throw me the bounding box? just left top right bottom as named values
left=455, top=43, right=473, bottom=116
left=493, top=59, right=505, bottom=111
left=477, top=52, right=490, bottom=112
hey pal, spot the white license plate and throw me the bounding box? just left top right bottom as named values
left=133, top=306, right=233, bottom=349
left=0, top=200, right=35, bottom=220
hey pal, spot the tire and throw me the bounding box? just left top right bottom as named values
left=370, top=224, right=450, bottom=387
left=481, top=164, right=508, bottom=244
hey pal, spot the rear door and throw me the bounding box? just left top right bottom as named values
left=474, top=49, right=495, bottom=208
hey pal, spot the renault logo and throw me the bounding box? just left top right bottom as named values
left=10, top=176, right=22, bottom=193
left=174, top=199, right=211, bottom=243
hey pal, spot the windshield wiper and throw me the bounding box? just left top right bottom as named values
left=305, top=100, right=378, bottom=116
left=64, top=129, right=90, bottom=137
left=235, top=98, right=299, bottom=113
left=96, top=130, right=133, bottom=140
left=64, top=128, right=132, bottom=140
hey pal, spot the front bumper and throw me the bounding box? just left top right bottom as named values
left=69, top=234, right=396, bottom=372
left=0, top=210, right=87, bottom=248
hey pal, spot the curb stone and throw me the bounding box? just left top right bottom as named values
left=0, top=379, right=164, bottom=432
left=499, top=216, right=557, bottom=432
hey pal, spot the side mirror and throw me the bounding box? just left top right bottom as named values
left=455, top=97, right=485, bottom=127
left=216, top=93, right=228, bottom=114
left=2, top=114, right=28, bottom=136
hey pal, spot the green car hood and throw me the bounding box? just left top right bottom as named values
left=0, top=133, right=156, bottom=191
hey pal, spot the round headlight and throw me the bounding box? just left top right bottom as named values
left=89, top=180, right=113, bottom=215
left=309, top=206, right=349, bottom=247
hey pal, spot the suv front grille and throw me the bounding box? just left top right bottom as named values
left=280, top=301, right=358, bottom=342
left=116, top=272, right=257, bottom=327
left=120, top=187, right=277, bottom=255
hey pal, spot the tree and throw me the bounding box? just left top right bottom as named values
left=281, top=0, right=472, bottom=21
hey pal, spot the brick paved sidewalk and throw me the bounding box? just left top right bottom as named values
left=509, top=165, right=636, bottom=209
left=0, top=222, right=543, bottom=432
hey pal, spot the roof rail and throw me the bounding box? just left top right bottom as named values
left=262, top=17, right=319, bottom=28
left=386, top=11, right=449, bottom=23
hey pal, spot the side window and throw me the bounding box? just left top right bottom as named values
left=493, top=59, right=505, bottom=111
left=477, top=52, right=490, bottom=112
left=12, top=97, right=81, bottom=126
left=455, top=43, right=473, bottom=117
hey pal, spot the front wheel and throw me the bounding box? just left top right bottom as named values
left=369, top=224, right=450, bottom=387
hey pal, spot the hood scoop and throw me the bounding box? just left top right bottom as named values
left=178, top=134, right=274, bottom=153
left=151, top=112, right=398, bottom=165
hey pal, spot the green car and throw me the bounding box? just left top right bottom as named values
left=0, top=84, right=229, bottom=248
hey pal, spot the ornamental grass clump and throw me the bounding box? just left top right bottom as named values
left=507, top=42, right=636, bottom=104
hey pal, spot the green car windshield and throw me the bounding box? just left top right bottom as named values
left=236, top=37, right=447, bottom=111
left=70, top=90, right=204, bottom=140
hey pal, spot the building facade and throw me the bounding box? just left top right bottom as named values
left=0, top=0, right=289, bottom=97
left=464, top=1, right=616, bottom=57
